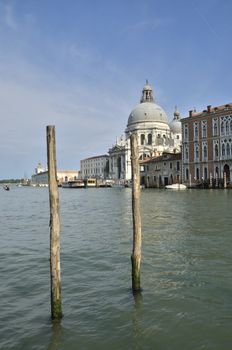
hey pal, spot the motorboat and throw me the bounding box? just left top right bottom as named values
left=3, top=185, right=10, bottom=191
left=61, top=180, right=85, bottom=188
left=165, top=183, right=187, bottom=190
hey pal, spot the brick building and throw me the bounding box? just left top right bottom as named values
left=181, top=103, right=232, bottom=187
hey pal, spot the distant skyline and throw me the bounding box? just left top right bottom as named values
left=0, top=0, right=232, bottom=178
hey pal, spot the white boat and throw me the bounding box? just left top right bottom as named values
left=165, top=183, right=187, bottom=190
left=62, top=180, right=85, bottom=188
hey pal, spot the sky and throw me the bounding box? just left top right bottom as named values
left=0, top=0, right=232, bottom=179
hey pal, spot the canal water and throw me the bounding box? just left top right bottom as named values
left=0, top=187, right=232, bottom=349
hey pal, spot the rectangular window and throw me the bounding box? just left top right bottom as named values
left=184, top=124, right=189, bottom=141
left=194, top=143, right=199, bottom=162
left=184, top=146, right=189, bottom=162
left=212, top=118, right=218, bottom=136
left=202, top=141, right=208, bottom=161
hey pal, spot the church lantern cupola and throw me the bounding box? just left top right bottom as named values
left=140, top=80, right=154, bottom=103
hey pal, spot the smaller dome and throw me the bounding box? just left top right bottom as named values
left=170, top=106, right=181, bottom=133
left=170, top=118, right=181, bottom=134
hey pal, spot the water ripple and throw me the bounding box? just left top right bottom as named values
left=0, top=188, right=232, bottom=349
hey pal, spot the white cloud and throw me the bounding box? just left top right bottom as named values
left=4, top=3, right=17, bottom=30
left=123, top=18, right=170, bottom=34
left=0, top=51, right=131, bottom=177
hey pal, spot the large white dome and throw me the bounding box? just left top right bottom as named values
left=127, top=102, right=169, bottom=127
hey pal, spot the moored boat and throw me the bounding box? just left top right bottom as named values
left=85, top=178, right=96, bottom=188
left=62, top=180, right=85, bottom=188
left=165, top=183, right=187, bottom=190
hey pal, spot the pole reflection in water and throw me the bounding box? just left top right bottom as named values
left=132, top=291, right=143, bottom=349
left=47, top=320, right=63, bottom=350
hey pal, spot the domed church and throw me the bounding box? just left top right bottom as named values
left=108, top=81, right=182, bottom=180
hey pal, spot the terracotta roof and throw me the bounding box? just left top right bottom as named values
left=182, top=102, right=232, bottom=121
left=140, top=152, right=181, bottom=164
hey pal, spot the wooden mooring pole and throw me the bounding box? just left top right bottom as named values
left=130, top=133, right=142, bottom=292
left=47, top=125, right=62, bottom=319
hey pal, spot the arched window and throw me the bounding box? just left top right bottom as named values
left=185, top=147, right=189, bottom=160
left=230, top=120, right=232, bottom=134
left=184, top=125, right=188, bottom=140
left=226, top=121, right=229, bottom=134
left=148, top=134, right=152, bottom=145
left=221, top=122, right=224, bottom=134
left=222, top=143, right=225, bottom=156
left=196, top=168, right=199, bottom=180
left=213, top=123, right=218, bottom=135
left=202, top=125, right=207, bottom=138
left=215, top=144, right=219, bottom=157
left=226, top=143, right=230, bottom=156
left=140, top=134, right=145, bottom=145
left=186, top=168, right=189, bottom=180
left=194, top=125, right=198, bottom=138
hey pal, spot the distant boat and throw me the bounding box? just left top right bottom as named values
left=3, top=185, right=10, bottom=191
left=84, top=178, right=96, bottom=188
left=61, top=180, right=85, bottom=189
left=165, top=183, right=187, bottom=190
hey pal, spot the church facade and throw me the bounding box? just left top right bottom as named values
left=108, top=81, right=182, bottom=180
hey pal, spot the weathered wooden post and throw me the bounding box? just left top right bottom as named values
left=47, top=125, right=62, bottom=319
left=224, top=172, right=227, bottom=188
left=130, top=133, right=142, bottom=292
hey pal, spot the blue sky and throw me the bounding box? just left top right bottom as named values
left=0, top=0, right=231, bottom=178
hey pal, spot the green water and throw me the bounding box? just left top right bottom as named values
left=0, top=187, right=231, bottom=349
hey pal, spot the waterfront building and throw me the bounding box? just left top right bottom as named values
left=181, top=103, right=232, bottom=186
left=140, top=152, right=181, bottom=188
left=80, top=154, right=109, bottom=179
left=108, top=136, right=131, bottom=180
left=108, top=81, right=182, bottom=180
left=31, top=164, right=79, bottom=185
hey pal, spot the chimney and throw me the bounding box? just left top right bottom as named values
left=189, top=110, right=193, bottom=117
left=207, top=105, right=211, bottom=113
